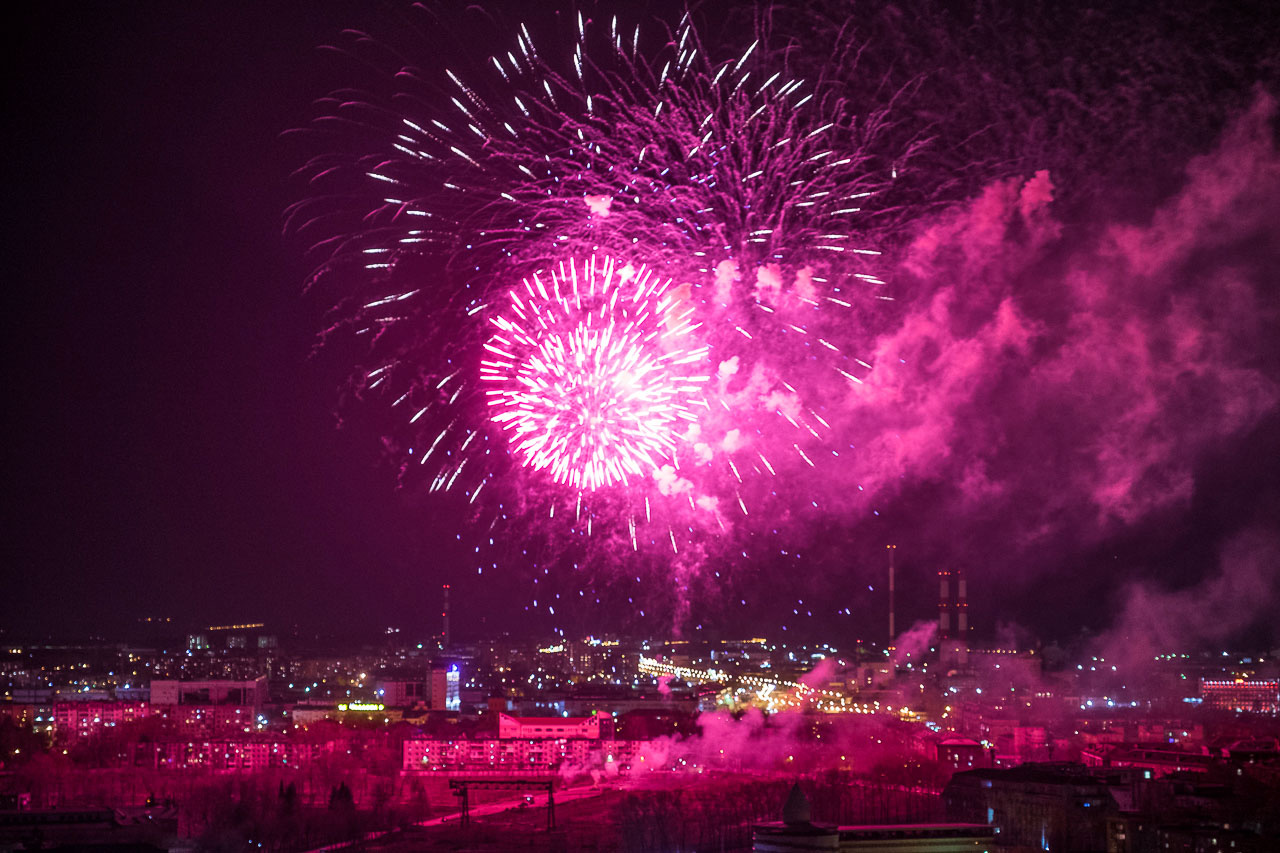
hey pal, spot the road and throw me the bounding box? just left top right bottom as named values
left=303, top=783, right=609, bottom=851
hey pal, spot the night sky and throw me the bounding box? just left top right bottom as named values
left=6, top=1, right=1279, bottom=652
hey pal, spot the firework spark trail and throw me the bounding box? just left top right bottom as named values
left=289, top=7, right=898, bottom=610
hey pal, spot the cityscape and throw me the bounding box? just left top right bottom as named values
left=2, top=580, right=1278, bottom=851
left=7, top=0, right=1280, bottom=851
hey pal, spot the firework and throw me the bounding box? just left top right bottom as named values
left=289, top=7, right=894, bottom=566
left=482, top=256, right=709, bottom=491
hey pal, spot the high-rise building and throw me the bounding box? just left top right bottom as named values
left=430, top=665, right=460, bottom=711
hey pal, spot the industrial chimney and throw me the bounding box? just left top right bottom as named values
left=937, top=571, right=952, bottom=639
left=938, top=570, right=970, bottom=669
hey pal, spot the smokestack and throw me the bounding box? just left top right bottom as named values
left=441, top=584, right=451, bottom=650
left=887, top=545, right=897, bottom=646
left=956, top=569, right=968, bottom=636
left=938, top=571, right=952, bottom=639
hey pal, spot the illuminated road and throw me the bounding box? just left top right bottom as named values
left=637, top=655, right=912, bottom=717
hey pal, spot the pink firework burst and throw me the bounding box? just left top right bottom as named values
left=481, top=256, right=710, bottom=491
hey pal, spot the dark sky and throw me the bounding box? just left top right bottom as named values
left=6, top=2, right=424, bottom=638
left=5, top=1, right=1279, bottom=651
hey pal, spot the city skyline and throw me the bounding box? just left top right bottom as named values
left=2, top=576, right=1277, bottom=850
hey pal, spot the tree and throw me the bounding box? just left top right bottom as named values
left=328, top=781, right=355, bottom=813
left=278, top=781, right=299, bottom=817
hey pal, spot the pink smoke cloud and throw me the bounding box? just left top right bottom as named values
left=635, top=704, right=915, bottom=776
left=821, top=93, right=1280, bottom=596
left=890, top=621, right=937, bottom=669
left=1094, top=529, right=1280, bottom=669
left=798, top=657, right=838, bottom=690
left=713, top=259, right=738, bottom=306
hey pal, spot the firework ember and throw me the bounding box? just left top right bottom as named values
left=482, top=256, right=709, bottom=491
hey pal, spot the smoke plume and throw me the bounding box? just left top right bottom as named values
left=819, top=93, right=1280, bottom=639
